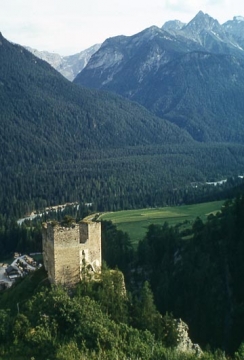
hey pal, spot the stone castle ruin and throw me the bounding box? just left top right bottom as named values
left=42, top=220, right=101, bottom=286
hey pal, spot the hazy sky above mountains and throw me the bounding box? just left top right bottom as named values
left=1, top=0, right=244, bottom=55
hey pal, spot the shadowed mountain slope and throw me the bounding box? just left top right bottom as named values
left=0, top=32, right=192, bottom=168
left=75, top=12, right=244, bottom=143
left=1, top=32, right=244, bottom=217
left=25, top=43, right=101, bottom=81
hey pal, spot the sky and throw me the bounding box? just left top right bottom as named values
left=1, top=0, right=244, bottom=55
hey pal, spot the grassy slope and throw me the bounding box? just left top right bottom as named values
left=100, top=200, right=225, bottom=245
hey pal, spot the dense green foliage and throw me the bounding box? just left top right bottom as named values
left=101, top=220, right=134, bottom=275
left=0, top=267, right=233, bottom=360
left=0, top=268, right=183, bottom=360
left=149, top=52, right=244, bottom=143
left=2, top=141, right=244, bottom=219
left=0, top=216, right=42, bottom=259
left=75, top=22, right=244, bottom=143
left=135, top=195, right=244, bottom=354
left=1, top=196, right=244, bottom=358
left=99, top=195, right=244, bottom=355
left=1, top=28, right=244, bottom=359
left=1, top=33, right=244, bottom=219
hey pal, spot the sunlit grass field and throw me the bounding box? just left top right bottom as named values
left=99, top=200, right=225, bottom=246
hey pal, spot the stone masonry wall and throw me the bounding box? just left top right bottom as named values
left=42, top=223, right=55, bottom=284
left=42, top=221, right=101, bottom=286
left=53, top=225, right=80, bottom=286
left=79, top=221, right=101, bottom=272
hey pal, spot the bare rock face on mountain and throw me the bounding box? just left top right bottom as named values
left=74, top=11, right=244, bottom=144
left=162, top=20, right=185, bottom=34
left=223, top=16, right=244, bottom=49
left=175, top=11, right=242, bottom=54
left=0, top=32, right=194, bottom=165
left=26, top=44, right=100, bottom=81
left=175, top=319, right=202, bottom=356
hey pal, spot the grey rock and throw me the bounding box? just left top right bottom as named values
left=25, top=44, right=100, bottom=81
left=175, top=318, right=202, bottom=355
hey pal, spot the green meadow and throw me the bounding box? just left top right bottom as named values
left=99, top=200, right=225, bottom=246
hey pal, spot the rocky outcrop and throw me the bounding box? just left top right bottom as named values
left=25, top=44, right=100, bottom=81
left=176, top=319, right=202, bottom=356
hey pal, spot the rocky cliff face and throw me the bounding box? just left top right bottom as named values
left=176, top=319, right=202, bottom=356
left=26, top=43, right=100, bottom=81
left=169, top=11, right=243, bottom=55
left=76, top=11, right=244, bottom=91
left=74, top=11, right=244, bottom=144
left=223, top=16, right=244, bottom=49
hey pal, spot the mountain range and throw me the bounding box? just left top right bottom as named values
left=74, top=11, right=244, bottom=143
left=26, top=43, right=100, bottom=81
left=1, top=12, right=244, bottom=216
left=1, top=32, right=192, bottom=163
left=0, top=31, right=198, bottom=216
left=1, top=14, right=244, bottom=358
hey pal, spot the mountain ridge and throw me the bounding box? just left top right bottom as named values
left=74, top=11, right=244, bottom=143
left=2, top=29, right=244, bottom=218
left=25, top=43, right=101, bottom=81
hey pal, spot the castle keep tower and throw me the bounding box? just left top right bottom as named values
left=42, top=221, right=101, bottom=286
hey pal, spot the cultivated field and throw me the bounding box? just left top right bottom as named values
left=99, top=200, right=225, bottom=245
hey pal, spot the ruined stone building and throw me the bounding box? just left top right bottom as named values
left=42, top=220, right=101, bottom=286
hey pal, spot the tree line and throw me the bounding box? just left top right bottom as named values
left=1, top=191, right=244, bottom=356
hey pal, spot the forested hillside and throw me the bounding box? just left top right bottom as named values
left=135, top=194, right=244, bottom=353
left=101, top=193, right=244, bottom=355
left=75, top=12, right=244, bottom=143
left=1, top=10, right=244, bottom=360
left=0, top=267, right=221, bottom=359
left=0, top=32, right=191, bottom=160
left=1, top=31, right=244, bottom=218
left=0, top=32, right=194, bottom=217
left=1, top=195, right=244, bottom=358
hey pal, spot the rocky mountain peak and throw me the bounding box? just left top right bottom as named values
left=162, top=20, right=186, bottom=34
left=233, top=16, right=244, bottom=22
left=176, top=11, right=236, bottom=51
left=26, top=43, right=100, bottom=81
left=222, top=15, right=244, bottom=48
left=182, top=10, right=220, bottom=33
left=74, top=11, right=244, bottom=145
left=139, top=26, right=166, bottom=42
